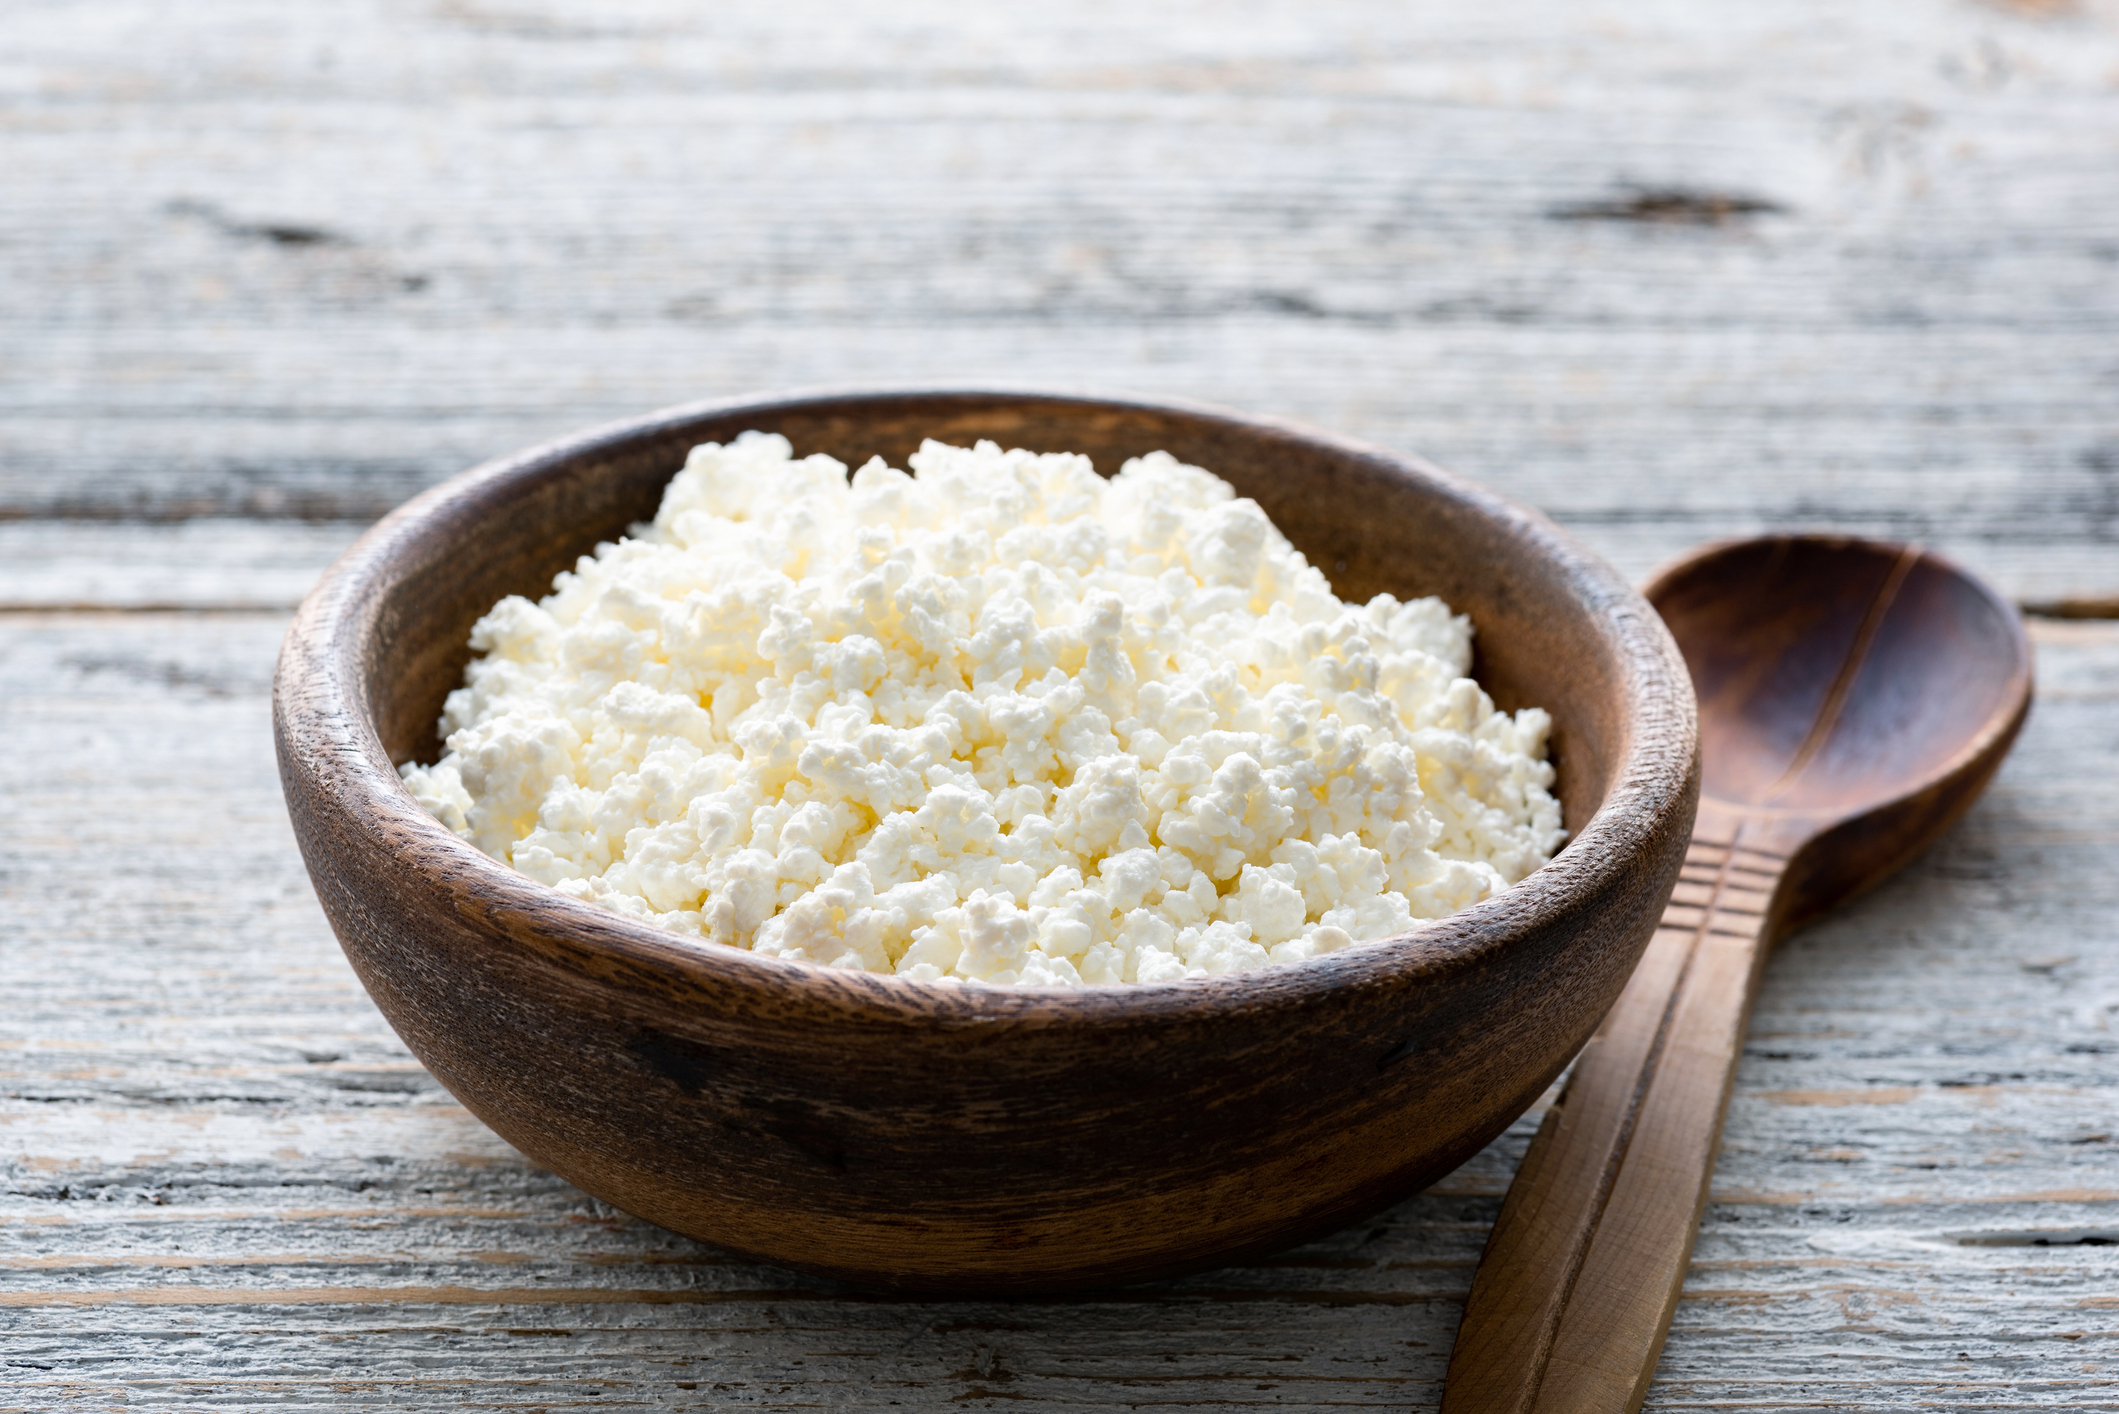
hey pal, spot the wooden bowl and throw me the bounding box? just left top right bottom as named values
left=273, top=388, right=1699, bottom=1294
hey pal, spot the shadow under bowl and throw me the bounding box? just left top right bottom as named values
left=272, top=387, right=1699, bottom=1294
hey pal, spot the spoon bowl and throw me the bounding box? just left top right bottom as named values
left=1445, top=534, right=2031, bottom=1414
left=1651, top=536, right=2031, bottom=922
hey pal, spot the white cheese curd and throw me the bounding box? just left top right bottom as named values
left=401, top=433, right=1565, bottom=985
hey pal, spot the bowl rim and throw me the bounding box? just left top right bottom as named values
left=275, top=384, right=1698, bottom=1029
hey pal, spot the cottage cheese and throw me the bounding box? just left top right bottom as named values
left=401, top=433, right=1564, bottom=985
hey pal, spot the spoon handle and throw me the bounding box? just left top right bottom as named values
left=1441, top=799, right=1803, bottom=1414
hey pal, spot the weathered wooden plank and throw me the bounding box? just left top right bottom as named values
left=2, top=611, right=2115, bottom=1407
left=2, top=509, right=2114, bottom=621
left=4, top=0, right=2117, bottom=600
left=0, top=520, right=362, bottom=611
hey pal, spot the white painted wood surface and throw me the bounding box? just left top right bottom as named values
left=3, top=610, right=2113, bottom=1408
left=3, top=0, right=2116, bottom=1407
left=7, top=0, right=2119, bottom=604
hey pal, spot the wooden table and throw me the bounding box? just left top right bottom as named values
left=5, top=2, right=2116, bottom=1407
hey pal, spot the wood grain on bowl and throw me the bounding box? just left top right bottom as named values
left=272, top=388, right=1699, bottom=1294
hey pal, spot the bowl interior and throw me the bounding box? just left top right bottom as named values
left=366, top=392, right=1631, bottom=849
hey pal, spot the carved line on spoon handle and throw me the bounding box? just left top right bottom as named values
left=1442, top=805, right=1793, bottom=1414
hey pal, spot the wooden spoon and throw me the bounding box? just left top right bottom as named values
left=1442, top=535, right=2032, bottom=1414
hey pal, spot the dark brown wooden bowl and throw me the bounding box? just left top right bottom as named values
left=272, top=388, right=1699, bottom=1294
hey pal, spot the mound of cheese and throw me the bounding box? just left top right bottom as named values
left=401, top=434, right=1564, bottom=985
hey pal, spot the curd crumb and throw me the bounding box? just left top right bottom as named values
left=401, top=433, right=1565, bottom=985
